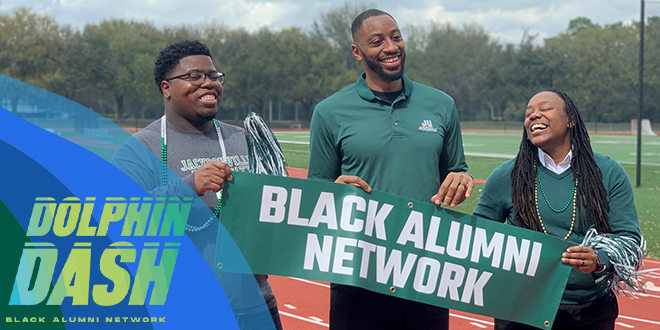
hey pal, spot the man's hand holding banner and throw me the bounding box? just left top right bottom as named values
left=216, top=172, right=573, bottom=329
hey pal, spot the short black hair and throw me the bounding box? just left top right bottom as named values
left=154, top=40, right=212, bottom=94
left=351, top=9, right=395, bottom=40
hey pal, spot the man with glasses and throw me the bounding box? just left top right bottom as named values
left=112, top=40, right=282, bottom=329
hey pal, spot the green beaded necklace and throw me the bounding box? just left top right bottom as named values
left=537, top=168, right=575, bottom=213
left=534, top=162, right=576, bottom=241
left=161, top=115, right=225, bottom=232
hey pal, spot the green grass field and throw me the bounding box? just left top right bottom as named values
left=275, top=131, right=660, bottom=258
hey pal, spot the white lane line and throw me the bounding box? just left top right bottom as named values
left=644, top=281, right=660, bottom=292
left=288, top=277, right=331, bottom=288
left=618, top=315, right=660, bottom=325
left=619, top=161, right=660, bottom=167
left=278, top=139, right=660, bottom=166
left=449, top=313, right=494, bottom=325
left=616, top=322, right=635, bottom=328
left=279, top=140, right=309, bottom=145
left=280, top=311, right=329, bottom=327
left=640, top=268, right=660, bottom=274
left=465, top=152, right=516, bottom=159
left=469, top=322, right=487, bottom=328
left=284, top=304, right=297, bottom=310
left=309, top=316, right=324, bottom=322
left=630, top=292, right=660, bottom=299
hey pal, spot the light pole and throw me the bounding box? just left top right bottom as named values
left=638, top=0, right=660, bottom=188
left=637, top=0, right=644, bottom=188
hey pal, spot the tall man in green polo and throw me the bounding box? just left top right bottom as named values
left=307, top=9, right=474, bottom=330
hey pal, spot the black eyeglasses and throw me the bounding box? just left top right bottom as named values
left=165, top=70, right=225, bottom=86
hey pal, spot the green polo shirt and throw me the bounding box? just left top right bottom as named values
left=307, top=74, right=468, bottom=202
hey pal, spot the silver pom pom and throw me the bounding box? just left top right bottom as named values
left=244, top=112, right=288, bottom=177
left=581, top=228, right=647, bottom=297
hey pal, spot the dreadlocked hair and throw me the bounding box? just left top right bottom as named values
left=510, top=88, right=612, bottom=234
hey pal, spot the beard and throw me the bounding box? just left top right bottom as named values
left=195, top=105, right=219, bottom=122
left=362, top=50, right=406, bottom=82
left=196, top=113, right=217, bottom=122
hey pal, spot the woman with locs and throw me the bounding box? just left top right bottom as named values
left=474, top=89, right=643, bottom=329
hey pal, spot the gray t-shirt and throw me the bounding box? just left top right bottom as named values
left=134, top=118, right=249, bottom=210
left=117, top=117, right=276, bottom=311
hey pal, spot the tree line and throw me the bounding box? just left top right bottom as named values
left=1, top=5, right=659, bottom=124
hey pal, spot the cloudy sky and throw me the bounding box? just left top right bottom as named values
left=2, top=0, right=659, bottom=44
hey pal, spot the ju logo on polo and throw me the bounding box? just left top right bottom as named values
left=418, top=120, right=437, bottom=132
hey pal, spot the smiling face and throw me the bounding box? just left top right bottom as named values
left=352, top=15, right=405, bottom=90
left=524, top=91, right=572, bottom=159
left=161, top=55, right=222, bottom=130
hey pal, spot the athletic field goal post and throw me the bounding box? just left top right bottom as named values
left=630, top=119, right=657, bottom=136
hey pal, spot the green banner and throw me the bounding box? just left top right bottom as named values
left=216, top=172, right=573, bottom=329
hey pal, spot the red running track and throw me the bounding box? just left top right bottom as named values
left=271, top=259, right=660, bottom=330
left=276, top=167, right=660, bottom=329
